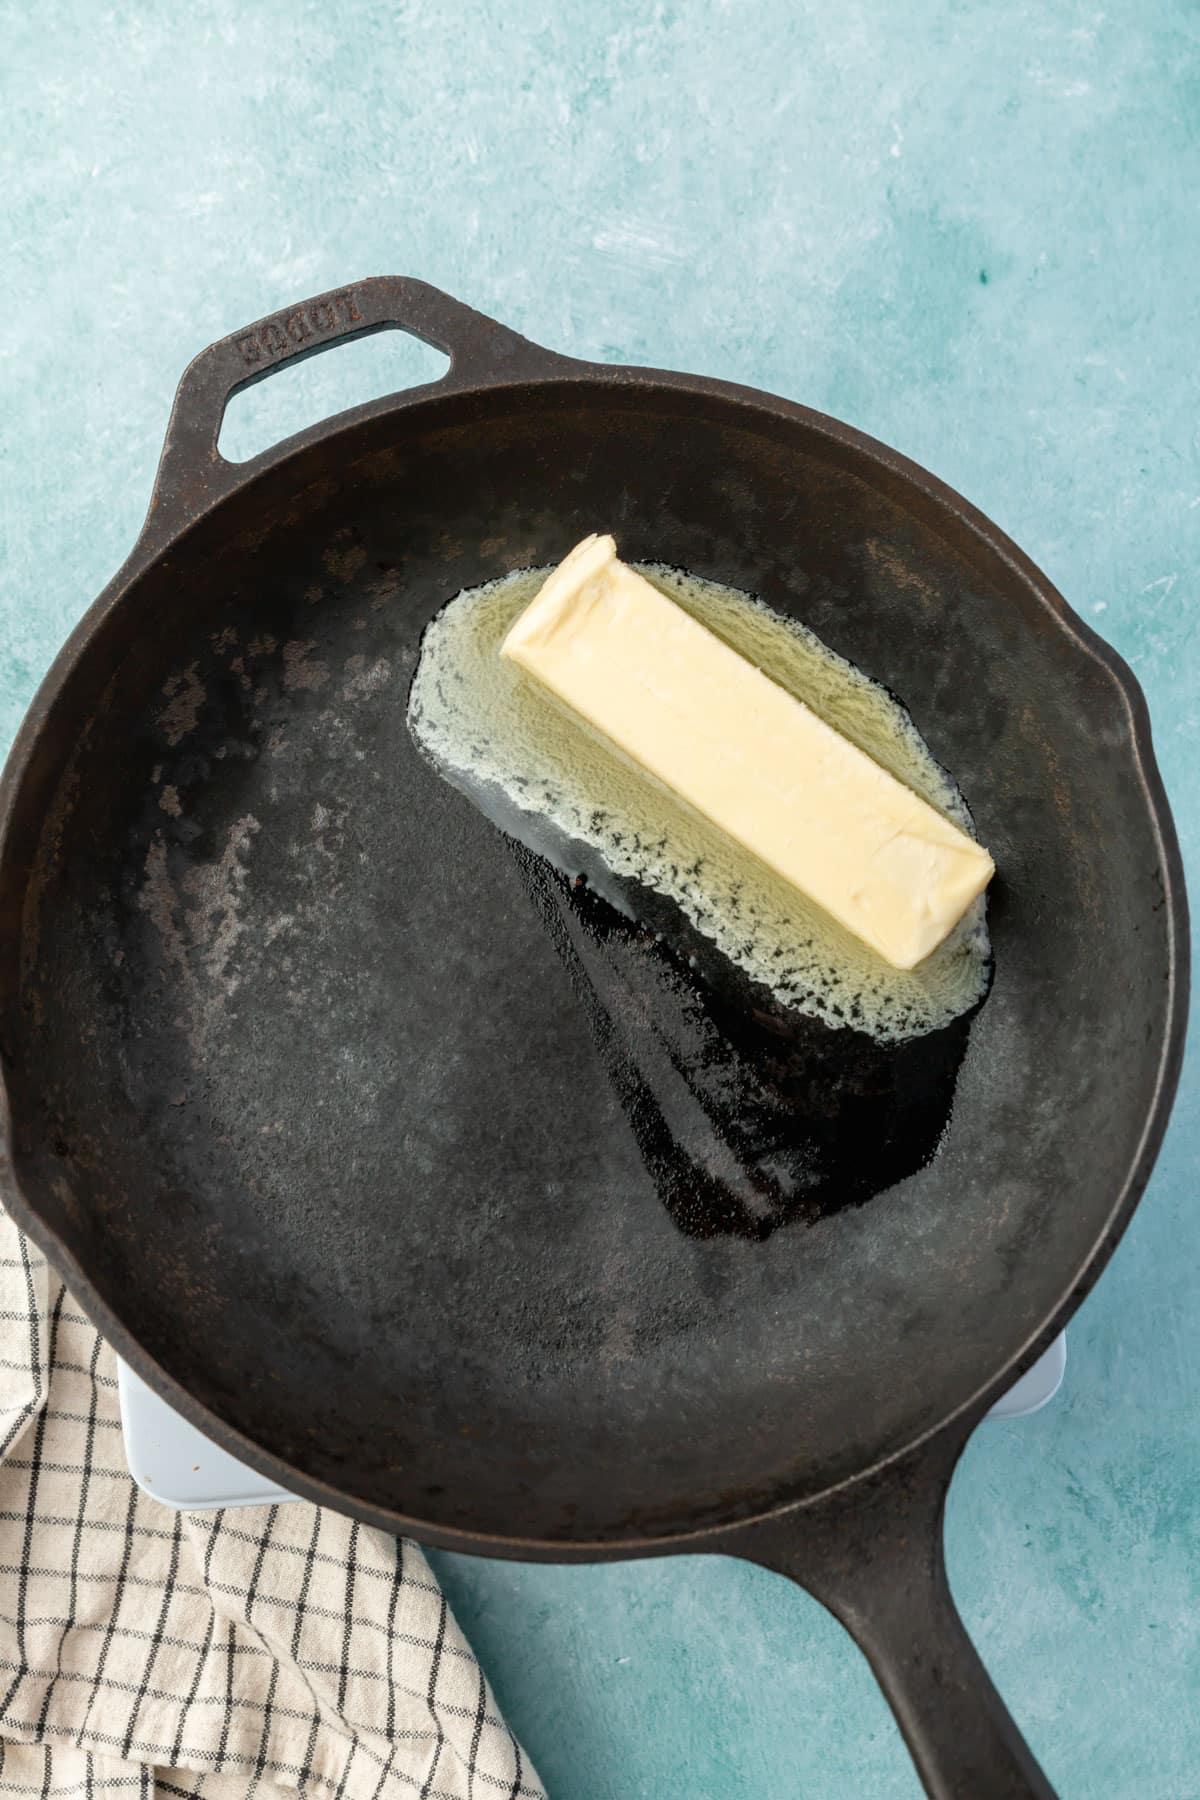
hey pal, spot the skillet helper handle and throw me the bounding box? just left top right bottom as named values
left=735, top=1431, right=1057, bottom=1800
left=146, top=276, right=559, bottom=540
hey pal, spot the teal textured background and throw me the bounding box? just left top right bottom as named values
left=3, top=4, right=1198, bottom=1795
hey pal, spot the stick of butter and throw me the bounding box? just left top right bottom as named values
left=500, top=535, right=994, bottom=970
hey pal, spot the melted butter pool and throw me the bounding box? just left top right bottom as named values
left=408, top=562, right=990, bottom=1047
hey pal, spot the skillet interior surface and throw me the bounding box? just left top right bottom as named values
left=1, top=377, right=1179, bottom=1544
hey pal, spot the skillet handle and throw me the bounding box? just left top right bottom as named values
left=732, top=1429, right=1058, bottom=1799
left=146, top=276, right=565, bottom=542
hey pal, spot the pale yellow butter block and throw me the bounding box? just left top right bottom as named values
left=500, top=535, right=994, bottom=969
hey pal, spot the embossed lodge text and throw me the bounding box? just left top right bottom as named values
left=236, top=290, right=365, bottom=367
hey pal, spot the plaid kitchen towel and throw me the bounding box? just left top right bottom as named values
left=0, top=1207, right=543, bottom=1800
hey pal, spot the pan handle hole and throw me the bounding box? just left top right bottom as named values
left=218, top=332, right=451, bottom=463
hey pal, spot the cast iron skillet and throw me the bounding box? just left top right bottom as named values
left=0, top=278, right=1188, bottom=1798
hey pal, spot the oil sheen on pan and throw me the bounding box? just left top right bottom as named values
left=408, top=561, right=994, bottom=1241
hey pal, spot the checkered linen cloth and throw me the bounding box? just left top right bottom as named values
left=0, top=1207, right=543, bottom=1800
